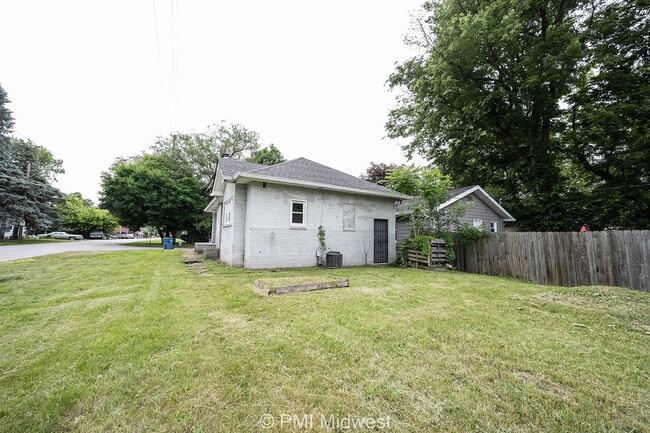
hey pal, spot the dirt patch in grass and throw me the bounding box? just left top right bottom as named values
left=513, top=370, right=573, bottom=400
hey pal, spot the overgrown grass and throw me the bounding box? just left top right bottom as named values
left=0, top=238, right=70, bottom=246
left=0, top=251, right=648, bottom=432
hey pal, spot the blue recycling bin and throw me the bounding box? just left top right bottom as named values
left=162, top=237, right=174, bottom=250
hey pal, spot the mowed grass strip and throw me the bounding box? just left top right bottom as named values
left=0, top=250, right=648, bottom=432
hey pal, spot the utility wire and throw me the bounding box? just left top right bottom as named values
left=171, top=0, right=177, bottom=129
left=151, top=0, right=163, bottom=78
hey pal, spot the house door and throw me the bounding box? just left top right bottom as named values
left=374, top=219, right=388, bottom=264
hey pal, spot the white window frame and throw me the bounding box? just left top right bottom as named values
left=223, top=198, right=233, bottom=227
left=473, top=219, right=483, bottom=228
left=290, top=200, right=307, bottom=228
left=490, top=222, right=498, bottom=232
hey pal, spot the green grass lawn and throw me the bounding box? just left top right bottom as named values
left=0, top=251, right=648, bottom=432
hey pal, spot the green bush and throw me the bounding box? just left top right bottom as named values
left=412, top=235, right=434, bottom=255
left=456, top=223, right=489, bottom=245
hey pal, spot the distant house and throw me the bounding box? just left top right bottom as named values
left=396, top=185, right=516, bottom=246
left=202, top=157, right=405, bottom=268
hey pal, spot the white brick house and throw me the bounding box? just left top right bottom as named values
left=203, top=157, right=404, bottom=268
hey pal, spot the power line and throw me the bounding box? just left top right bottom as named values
left=171, top=0, right=177, bottom=129
left=151, top=0, right=163, bottom=78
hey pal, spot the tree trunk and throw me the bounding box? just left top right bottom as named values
left=11, top=225, right=22, bottom=241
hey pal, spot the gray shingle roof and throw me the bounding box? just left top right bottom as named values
left=219, top=158, right=266, bottom=178
left=219, top=157, right=400, bottom=196
left=446, top=185, right=477, bottom=200
left=247, top=158, right=397, bottom=195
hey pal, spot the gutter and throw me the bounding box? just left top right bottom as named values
left=232, top=172, right=408, bottom=199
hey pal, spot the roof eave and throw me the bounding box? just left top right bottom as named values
left=233, top=172, right=407, bottom=199
left=204, top=196, right=222, bottom=212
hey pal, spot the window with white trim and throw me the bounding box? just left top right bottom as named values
left=473, top=219, right=483, bottom=228
left=490, top=221, right=498, bottom=232
left=223, top=199, right=233, bottom=227
left=290, top=200, right=307, bottom=227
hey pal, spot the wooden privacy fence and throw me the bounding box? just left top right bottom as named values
left=455, top=231, right=650, bottom=292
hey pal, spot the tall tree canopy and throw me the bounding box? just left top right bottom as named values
left=387, top=0, right=649, bottom=230
left=150, top=132, right=219, bottom=191
left=205, top=121, right=261, bottom=160
left=0, top=85, right=64, bottom=237
left=151, top=123, right=277, bottom=189
left=148, top=125, right=281, bottom=239
left=0, top=84, right=13, bottom=138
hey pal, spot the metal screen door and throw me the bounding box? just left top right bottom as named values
left=374, top=219, right=388, bottom=263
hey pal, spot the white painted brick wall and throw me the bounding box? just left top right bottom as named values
left=219, top=182, right=235, bottom=265
left=243, top=181, right=396, bottom=268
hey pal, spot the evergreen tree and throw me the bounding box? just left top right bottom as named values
left=0, top=85, right=63, bottom=237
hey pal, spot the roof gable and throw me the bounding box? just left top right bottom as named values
left=396, top=185, right=515, bottom=222
left=440, top=185, right=515, bottom=221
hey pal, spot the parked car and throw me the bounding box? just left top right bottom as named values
left=89, top=231, right=104, bottom=239
left=36, top=231, right=84, bottom=240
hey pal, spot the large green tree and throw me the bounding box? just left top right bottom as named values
left=100, top=154, right=206, bottom=242
left=150, top=125, right=281, bottom=240
left=62, top=193, right=118, bottom=236
left=563, top=0, right=650, bottom=229
left=387, top=0, right=649, bottom=230
left=151, top=122, right=271, bottom=189
left=150, top=132, right=219, bottom=192
left=0, top=84, right=12, bottom=138
left=0, top=86, right=64, bottom=237
left=205, top=121, right=262, bottom=160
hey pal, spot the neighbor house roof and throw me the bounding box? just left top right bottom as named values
left=396, top=185, right=516, bottom=222
left=218, top=157, right=404, bottom=199
left=446, top=185, right=476, bottom=199
left=439, top=185, right=515, bottom=222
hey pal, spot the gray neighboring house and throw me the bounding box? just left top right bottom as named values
left=202, top=157, right=404, bottom=268
left=396, top=185, right=516, bottom=247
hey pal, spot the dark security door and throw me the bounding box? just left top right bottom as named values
left=374, top=219, right=389, bottom=263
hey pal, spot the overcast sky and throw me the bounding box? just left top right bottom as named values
left=1, top=0, right=425, bottom=203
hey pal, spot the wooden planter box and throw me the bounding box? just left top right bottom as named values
left=407, top=239, right=446, bottom=268
left=255, top=278, right=349, bottom=295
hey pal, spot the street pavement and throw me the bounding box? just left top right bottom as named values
left=0, top=239, right=154, bottom=262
